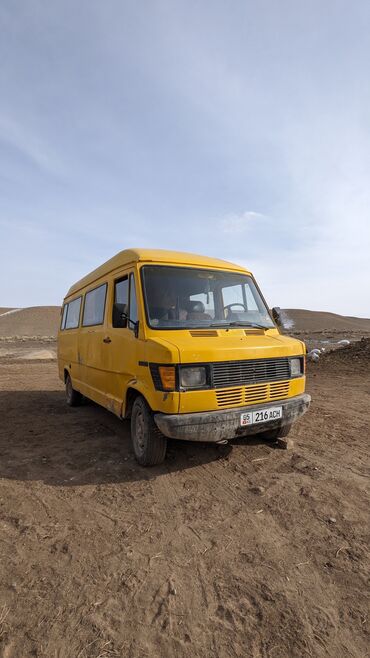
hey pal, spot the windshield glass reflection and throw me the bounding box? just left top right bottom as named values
left=141, top=266, right=275, bottom=329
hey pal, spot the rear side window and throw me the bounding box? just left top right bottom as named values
left=82, top=283, right=107, bottom=326
left=65, top=297, right=82, bottom=329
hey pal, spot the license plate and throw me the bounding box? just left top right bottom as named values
left=240, top=406, right=282, bottom=426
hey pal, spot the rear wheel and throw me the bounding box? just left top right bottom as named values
left=258, top=423, right=292, bottom=442
left=131, top=396, right=167, bottom=466
left=65, top=373, right=82, bottom=407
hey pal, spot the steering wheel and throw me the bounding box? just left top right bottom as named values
left=223, top=303, right=247, bottom=318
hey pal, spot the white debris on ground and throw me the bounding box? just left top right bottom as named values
left=308, top=339, right=352, bottom=361
left=308, top=350, right=320, bottom=361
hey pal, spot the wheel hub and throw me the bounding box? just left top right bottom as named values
left=135, top=411, right=146, bottom=455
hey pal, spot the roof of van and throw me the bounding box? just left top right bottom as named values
left=66, top=248, right=250, bottom=298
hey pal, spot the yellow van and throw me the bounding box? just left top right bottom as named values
left=58, top=249, right=310, bottom=465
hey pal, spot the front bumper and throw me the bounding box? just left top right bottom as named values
left=154, top=393, right=311, bottom=443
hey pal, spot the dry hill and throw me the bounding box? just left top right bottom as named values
left=0, top=306, right=60, bottom=337
left=1, top=305, right=370, bottom=338
left=284, top=308, right=370, bottom=332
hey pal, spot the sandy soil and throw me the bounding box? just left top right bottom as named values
left=0, top=344, right=369, bottom=658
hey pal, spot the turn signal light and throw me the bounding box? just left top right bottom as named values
left=158, top=366, right=176, bottom=390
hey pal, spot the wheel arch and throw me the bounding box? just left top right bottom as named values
left=63, top=367, right=71, bottom=383
left=123, top=385, right=152, bottom=419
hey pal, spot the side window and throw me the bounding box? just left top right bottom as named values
left=61, top=304, right=68, bottom=330
left=129, top=273, right=138, bottom=325
left=65, top=297, right=81, bottom=329
left=82, top=284, right=107, bottom=326
left=113, top=277, right=129, bottom=328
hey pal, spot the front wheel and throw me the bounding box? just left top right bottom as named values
left=65, top=373, right=82, bottom=407
left=258, top=423, right=292, bottom=442
left=131, top=396, right=167, bottom=466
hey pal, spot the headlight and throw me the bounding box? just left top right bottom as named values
left=180, top=366, right=207, bottom=388
left=290, top=357, right=302, bottom=377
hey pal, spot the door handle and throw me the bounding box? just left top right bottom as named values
left=103, top=336, right=112, bottom=344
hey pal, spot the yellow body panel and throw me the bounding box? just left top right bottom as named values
left=58, top=249, right=307, bottom=421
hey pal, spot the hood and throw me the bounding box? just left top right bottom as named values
left=147, top=328, right=305, bottom=364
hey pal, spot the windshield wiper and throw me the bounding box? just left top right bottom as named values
left=210, top=321, right=270, bottom=329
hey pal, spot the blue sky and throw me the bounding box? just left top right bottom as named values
left=0, top=0, right=369, bottom=316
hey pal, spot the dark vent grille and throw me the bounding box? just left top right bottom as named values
left=212, top=357, right=290, bottom=388
left=149, top=364, right=163, bottom=390
left=189, top=330, right=219, bottom=337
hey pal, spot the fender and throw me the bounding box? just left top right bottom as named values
left=121, top=377, right=153, bottom=418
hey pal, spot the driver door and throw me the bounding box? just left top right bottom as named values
left=103, top=271, right=139, bottom=416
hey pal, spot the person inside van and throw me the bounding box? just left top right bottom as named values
left=148, top=286, right=213, bottom=324
left=148, top=286, right=187, bottom=321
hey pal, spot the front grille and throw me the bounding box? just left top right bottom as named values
left=270, top=381, right=290, bottom=399
left=216, top=380, right=291, bottom=408
left=245, top=383, right=269, bottom=403
left=216, top=387, right=244, bottom=408
left=212, top=357, right=290, bottom=388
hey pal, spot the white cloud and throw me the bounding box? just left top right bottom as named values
left=0, top=115, right=63, bottom=175
left=221, top=211, right=266, bottom=234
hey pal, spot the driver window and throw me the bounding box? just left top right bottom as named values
left=245, top=284, right=258, bottom=311
left=113, top=277, right=129, bottom=328
left=129, top=273, right=138, bottom=326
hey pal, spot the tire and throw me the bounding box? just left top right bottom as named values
left=65, top=373, right=82, bottom=407
left=258, top=423, right=292, bottom=442
left=131, top=396, right=167, bottom=466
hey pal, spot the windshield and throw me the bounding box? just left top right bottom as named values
left=141, top=265, right=275, bottom=329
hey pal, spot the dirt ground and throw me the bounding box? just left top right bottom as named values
left=0, top=343, right=369, bottom=658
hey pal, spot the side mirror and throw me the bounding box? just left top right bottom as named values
left=271, top=306, right=282, bottom=326
left=113, top=303, right=128, bottom=328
